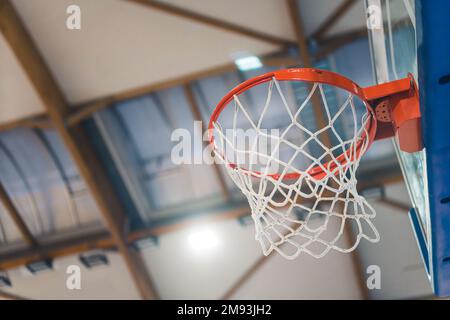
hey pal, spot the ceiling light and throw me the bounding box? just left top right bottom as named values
left=79, top=251, right=109, bottom=269
left=235, top=56, right=263, bottom=71
left=133, top=236, right=159, bottom=251
left=188, top=227, right=220, bottom=253
left=26, top=259, right=53, bottom=274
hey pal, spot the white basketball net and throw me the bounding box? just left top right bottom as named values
left=211, top=78, right=380, bottom=259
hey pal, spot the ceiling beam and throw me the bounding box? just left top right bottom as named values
left=378, top=197, right=411, bottom=212
left=0, top=289, right=27, bottom=300
left=0, top=205, right=251, bottom=270
left=0, top=0, right=157, bottom=300
left=310, top=0, right=358, bottom=42
left=286, top=0, right=329, bottom=142
left=66, top=54, right=300, bottom=126
left=0, top=114, right=52, bottom=132
left=314, top=27, right=368, bottom=60
left=357, top=170, right=404, bottom=190
left=183, top=83, right=231, bottom=202
left=0, top=229, right=111, bottom=271
left=287, top=0, right=313, bottom=67
left=0, top=182, right=37, bottom=247
left=221, top=253, right=267, bottom=299
left=127, top=0, right=295, bottom=47
left=1, top=54, right=300, bottom=131
left=66, top=63, right=239, bottom=126
left=66, top=98, right=114, bottom=127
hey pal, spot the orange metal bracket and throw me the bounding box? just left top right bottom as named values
left=362, top=74, right=423, bottom=153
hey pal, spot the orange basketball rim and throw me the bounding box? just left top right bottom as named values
left=208, top=68, right=422, bottom=181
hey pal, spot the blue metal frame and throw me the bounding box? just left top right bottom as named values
left=409, top=208, right=429, bottom=275
left=416, top=0, right=450, bottom=297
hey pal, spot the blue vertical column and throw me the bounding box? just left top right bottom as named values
left=416, top=0, right=450, bottom=296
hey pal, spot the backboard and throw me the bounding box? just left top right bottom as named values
left=366, top=0, right=450, bottom=296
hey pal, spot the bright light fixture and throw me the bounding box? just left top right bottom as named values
left=234, top=55, right=263, bottom=71
left=188, top=227, right=220, bottom=253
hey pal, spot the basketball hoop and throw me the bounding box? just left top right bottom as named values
left=208, top=68, right=421, bottom=259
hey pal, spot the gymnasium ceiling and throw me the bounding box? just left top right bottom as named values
left=0, top=0, right=379, bottom=300
left=0, top=0, right=366, bottom=125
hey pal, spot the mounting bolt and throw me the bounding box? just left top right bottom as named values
left=375, top=100, right=392, bottom=122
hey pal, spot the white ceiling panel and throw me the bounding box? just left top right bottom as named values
left=11, top=0, right=279, bottom=105
left=299, top=0, right=366, bottom=38
left=161, top=0, right=296, bottom=40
